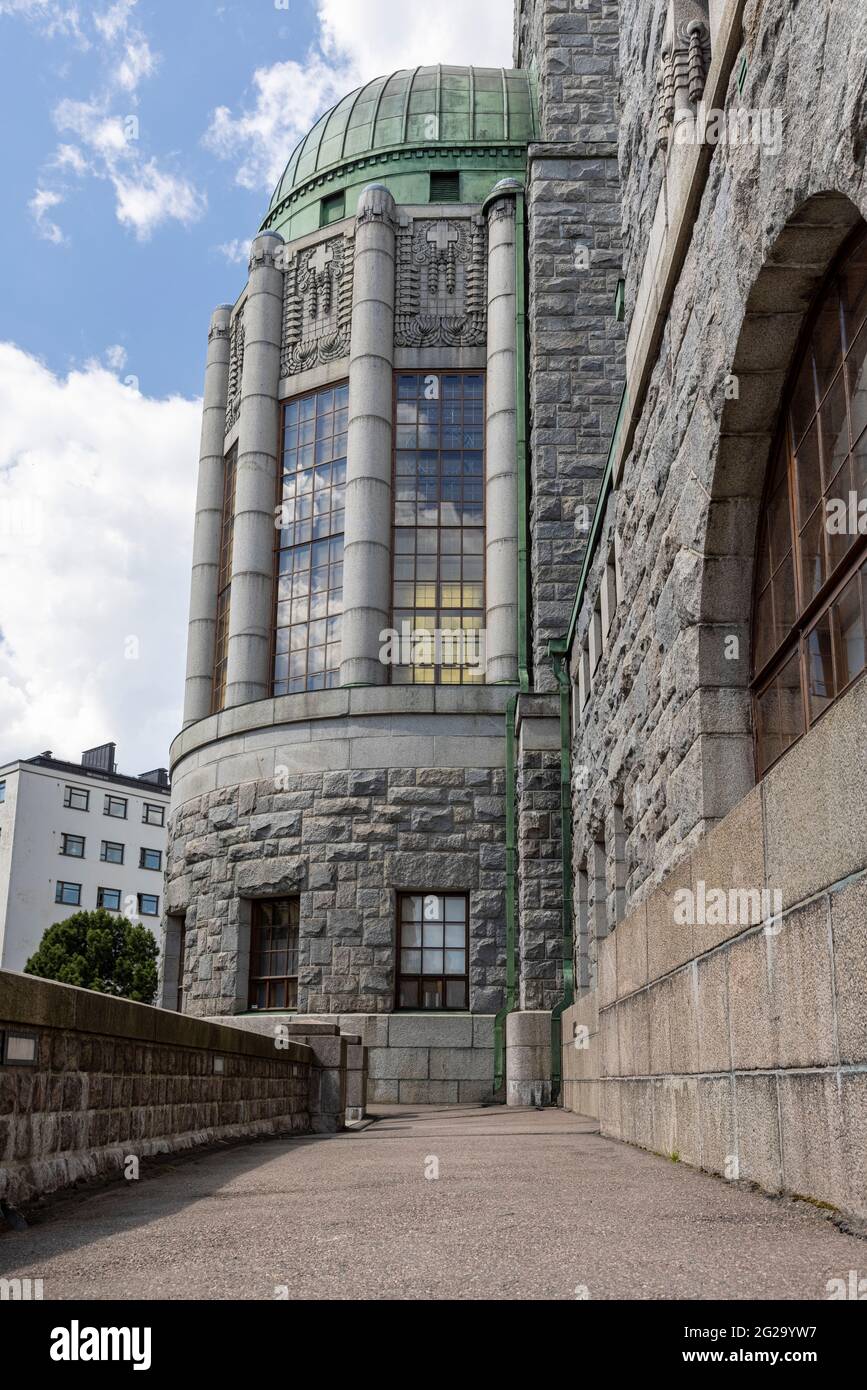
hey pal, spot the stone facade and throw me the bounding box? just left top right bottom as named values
left=0, top=971, right=314, bottom=1206
left=516, top=0, right=626, bottom=688
left=166, top=762, right=507, bottom=1019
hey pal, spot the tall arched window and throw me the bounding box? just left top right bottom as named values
left=752, top=224, right=867, bottom=777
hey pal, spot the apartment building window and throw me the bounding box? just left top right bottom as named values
left=97, top=887, right=121, bottom=912
left=140, top=847, right=162, bottom=871
left=0, top=780, right=6, bottom=803
left=101, top=840, right=124, bottom=864
left=64, top=786, right=89, bottom=811
left=138, top=893, right=159, bottom=917
left=104, top=795, right=127, bottom=819
left=60, top=833, right=85, bottom=858
left=248, top=899, right=300, bottom=1010
left=55, top=881, right=81, bottom=906
left=142, top=803, right=165, bottom=827
left=397, top=892, right=468, bottom=1010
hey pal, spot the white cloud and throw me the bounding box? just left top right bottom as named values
left=0, top=0, right=86, bottom=44
left=217, top=237, right=252, bottom=265
left=0, top=342, right=200, bottom=771
left=29, top=188, right=66, bottom=243
left=205, top=0, right=514, bottom=191
left=111, top=159, right=206, bottom=239
left=104, top=343, right=127, bottom=370
left=15, top=0, right=201, bottom=240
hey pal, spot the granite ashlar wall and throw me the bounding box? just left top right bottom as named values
left=516, top=0, right=626, bottom=687
left=166, top=761, right=507, bottom=1019
left=568, top=0, right=867, bottom=923
left=561, top=677, right=867, bottom=1220
left=0, top=972, right=313, bottom=1206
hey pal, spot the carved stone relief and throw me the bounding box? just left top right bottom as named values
left=656, top=2, right=712, bottom=153
left=395, top=216, right=487, bottom=348
left=224, top=304, right=245, bottom=434
left=280, top=232, right=354, bottom=377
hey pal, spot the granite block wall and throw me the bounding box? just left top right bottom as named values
left=0, top=972, right=313, bottom=1206
left=165, top=765, right=507, bottom=1018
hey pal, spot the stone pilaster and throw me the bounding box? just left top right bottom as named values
left=483, top=181, right=521, bottom=685
left=182, top=304, right=233, bottom=727
left=224, top=231, right=284, bottom=709
left=340, top=184, right=397, bottom=687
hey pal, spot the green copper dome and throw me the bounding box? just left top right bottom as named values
left=261, top=65, right=538, bottom=241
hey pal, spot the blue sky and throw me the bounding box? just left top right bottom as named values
left=0, top=0, right=513, bottom=772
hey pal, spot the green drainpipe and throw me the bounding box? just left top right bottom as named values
left=493, top=188, right=530, bottom=1097
left=548, top=638, right=574, bottom=1105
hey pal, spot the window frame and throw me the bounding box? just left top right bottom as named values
left=63, top=785, right=89, bottom=811
left=271, top=382, right=348, bottom=696
left=247, top=897, right=300, bottom=1011
left=142, top=802, right=165, bottom=827
left=0, top=780, right=6, bottom=804
left=390, top=370, right=486, bottom=686
left=100, top=839, right=125, bottom=865
left=750, top=222, right=867, bottom=778
left=97, top=886, right=122, bottom=912
left=59, top=832, right=85, bottom=858
left=395, top=891, right=469, bottom=1012
left=137, top=892, right=160, bottom=917
left=139, top=846, right=162, bottom=871
left=55, top=881, right=82, bottom=907
left=104, top=794, right=128, bottom=820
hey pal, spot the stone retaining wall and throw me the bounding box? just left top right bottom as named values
left=0, top=972, right=315, bottom=1206
left=561, top=686, right=867, bottom=1219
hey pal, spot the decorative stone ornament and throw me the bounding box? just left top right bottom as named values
left=656, top=13, right=712, bottom=152
left=395, top=215, right=488, bottom=347
left=281, top=232, right=355, bottom=376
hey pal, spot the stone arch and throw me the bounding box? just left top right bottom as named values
left=697, top=190, right=865, bottom=814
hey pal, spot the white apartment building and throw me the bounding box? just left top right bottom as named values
left=0, top=743, right=170, bottom=972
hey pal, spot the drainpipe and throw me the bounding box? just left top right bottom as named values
left=493, top=189, right=530, bottom=1097
left=548, top=637, right=574, bottom=1105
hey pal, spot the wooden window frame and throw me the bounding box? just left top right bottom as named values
left=751, top=223, right=867, bottom=778
left=395, top=891, right=469, bottom=1012
left=248, top=898, right=300, bottom=1011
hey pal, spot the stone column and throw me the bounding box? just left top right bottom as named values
left=483, top=181, right=521, bottom=685
left=340, top=184, right=397, bottom=686
left=182, top=304, right=233, bottom=727
left=224, top=231, right=284, bottom=709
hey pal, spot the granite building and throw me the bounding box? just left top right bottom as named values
left=165, top=0, right=867, bottom=1212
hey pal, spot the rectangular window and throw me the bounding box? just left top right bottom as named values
left=0, top=781, right=5, bottom=803
left=140, top=847, right=162, bottom=871
left=55, top=881, right=81, bottom=906
left=274, top=385, right=347, bottom=695
left=212, top=443, right=238, bottom=714
left=430, top=171, right=461, bottom=202
left=60, top=833, right=85, bottom=858
left=97, top=887, right=122, bottom=912
left=104, top=795, right=127, bottom=819
left=248, top=898, right=300, bottom=1010
left=142, top=802, right=165, bottom=827
left=392, top=372, right=485, bottom=684
left=138, top=893, right=159, bottom=917
left=100, top=840, right=124, bottom=864
left=63, top=786, right=89, bottom=811
left=397, top=892, right=468, bottom=1011
left=320, top=190, right=345, bottom=226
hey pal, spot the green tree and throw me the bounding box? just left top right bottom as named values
left=24, top=909, right=159, bottom=1004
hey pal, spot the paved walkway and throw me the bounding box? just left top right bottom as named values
left=1, top=1106, right=864, bottom=1300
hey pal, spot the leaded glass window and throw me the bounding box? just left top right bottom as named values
left=752, top=225, right=867, bottom=777
left=392, top=371, right=485, bottom=684
left=274, top=384, right=347, bottom=694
